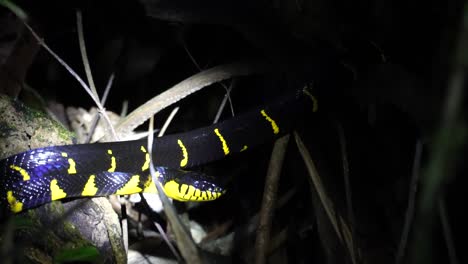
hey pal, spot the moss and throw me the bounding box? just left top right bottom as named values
left=62, top=221, right=81, bottom=240
left=0, top=121, right=15, bottom=137
left=56, top=125, right=75, bottom=142
left=8, top=96, right=75, bottom=143
left=44, top=231, right=62, bottom=250
left=0, top=95, right=124, bottom=262
left=24, top=247, right=53, bottom=264
left=47, top=201, right=65, bottom=216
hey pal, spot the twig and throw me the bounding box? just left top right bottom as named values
left=254, top=135, right=290, bottom=264
left=395, top=140, right=423, bottom=264
left=438, top=198, right=459, bottom=264
left=294, top=131, right=357, bottom=263
left=76, top=10, right=98, bottom=99
left=266, top=226, right=289, bottom=256
left=120, top=100, right=128, bottom=117
left=200, top=188, right=296, bottom=255
left=154, top=219, right=181, bottom=261
left=85, top=74, right=115, bottom=143
left=23, top=23, right=95, bottom=103
left=157, top=107, right=179, bottom=137
left=114, top=60, right=271, bottom=138
left=74, top=11, right=118, bottom=141
left=118, top=197, right=128, bottom=253
left=75, top=10, right=124, bottom=251
left=182, top=39, right=201, bottom=70
left=139, top=105, right=181, bottom=259
left=335, top=121, right=358, bottom=262
left=101, top=73, right=115, bottom=105
left=146, top=117, right=183, bottom=261
left=23, top=20, right=119, bottom=141
left=213, top=80, right=235, bottom=124
left=147, top=117, right=201, bottom=263
left=295, top=132, right=342, bottom=241
left=182, top=37, right=235, bottom=118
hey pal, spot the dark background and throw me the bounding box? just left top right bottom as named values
left=0, top=0, right=466, bottom=263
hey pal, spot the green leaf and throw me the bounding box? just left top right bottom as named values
left=12, top=216, right=34, bottom=229
left=54, top=246, right=100, bottom=264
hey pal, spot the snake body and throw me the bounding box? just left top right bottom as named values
left=0, top=89, right=316, bottom=214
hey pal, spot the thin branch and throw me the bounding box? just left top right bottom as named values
left=254, top=135, right=290, bottom=264
left=182, top=39, right=235, bottom=120
left=182, top=39, right=201, bottom=70
left=153, top=216, right=182, bottom=261
left=114, top=61, right=269, bottom=138
left=120, top=100, right=128, bottom=117
left=85, top=74, right=115, bottom=143
left=22, top=23, right=97, bottom=105
left=295, top=132, right=342, bottom=241
left=118, top=196, right=128, bottom=253
left=147, top=117, right=183, bottom=261
left=336, top=121, right=358, bottom=263
left=213, top=80, right=235, bottom=124
left=76, top=10, right=98, bottom=99
left=295, top=131, right=357, bottom=263
left=438, top=198, right=459, bottom=264
left=101, top=73, right=115, bottom=105
left=158, top=107, right=180, bottom=137
left=147, top=117, right=201, bottom=263
left=22, top=21, right=119, bottom=140
left=395, top=140, right=423, bottom=264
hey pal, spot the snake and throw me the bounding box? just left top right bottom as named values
left=0, top=89, right=317, bottom=214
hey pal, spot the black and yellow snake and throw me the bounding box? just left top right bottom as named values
left=0, top=89, right=317, bottom=214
